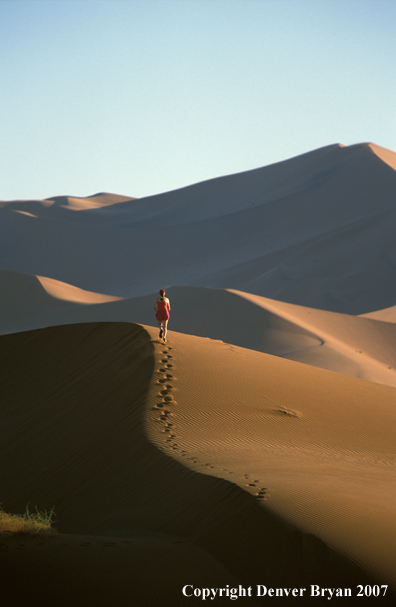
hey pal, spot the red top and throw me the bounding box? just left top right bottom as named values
left=157, top=299, right=168, bottom=310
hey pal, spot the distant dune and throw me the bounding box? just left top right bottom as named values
left=1, top=143, right=396, bottom=313
left=360, top=305, right=396, bottom=323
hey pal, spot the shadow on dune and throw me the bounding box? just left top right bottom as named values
left=0, top=322, right=394, bottom=606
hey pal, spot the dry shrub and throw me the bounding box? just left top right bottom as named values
left=0, top=504, right=56, bottom=536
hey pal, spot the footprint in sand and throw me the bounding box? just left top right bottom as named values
left=256, top=488, right=267, bottom=500
left=154, top=342, right=179, bottom=453
left=274, top=407, right=301, bottom=418
left=241, top=475, right=268, bottom=497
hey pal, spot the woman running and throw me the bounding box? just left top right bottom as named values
left=154, top=289, right=171, bottom=342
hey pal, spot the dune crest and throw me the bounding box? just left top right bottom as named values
left=369, top=143, right=396, bottom=172
left=360, top=305, right=396, bottom=323
left=0, top=143, right=396, bottom=313
left=45, top=192, right=136, bottom=211
left=36, top=275, right=122, bottom=304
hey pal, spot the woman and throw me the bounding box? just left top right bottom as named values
left=154, top=289, right=171, bottom=342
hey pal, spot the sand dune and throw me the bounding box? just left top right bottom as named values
left=0, top=268, right=122, bottom=333
left=227, top=289, right=396, bottom=386
left=0, top=192, right=134, bottom=214
left=148, top=326, right=396, bottom=592
left=370, top=143, right=396, bottom=171
left=360, top=305, right=396, bottom=323
left=1, top=143, right=396, bottom=313
left=2, top=268, right=396, bottom=387
left=36, top=275, right=121, bottom=304
left=2, top=141, right=396, bottom=604
left=1, top=270, right=120, bottom=308
left=1, top=322, right=395, bottom=605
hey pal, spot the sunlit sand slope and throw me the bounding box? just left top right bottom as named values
left=360, top=305, right=396, bottom=323
left=0, top=323, right=395, bottom=605
left=1, top=143, right=396, bottom=313
left=2, top=270, right=396, bottom=387
left=227, top=288, right=396, bottom=385
left=0, top=268, right=125, bottom=335
left=147, top=286, right=396, bottom=386
left=146, top=329, right=396, bottom=593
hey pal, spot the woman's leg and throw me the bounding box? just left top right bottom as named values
left=163, top=319, right=168, bottom=341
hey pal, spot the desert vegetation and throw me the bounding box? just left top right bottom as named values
left=0, top=504, right=56, bottom=536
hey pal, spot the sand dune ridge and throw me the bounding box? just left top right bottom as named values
left=1, top=143, right=396, bottom=312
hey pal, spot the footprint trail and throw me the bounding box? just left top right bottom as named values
left=150, top=337, right=270, bottom=505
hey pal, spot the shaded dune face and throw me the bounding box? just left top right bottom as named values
left=0, top=323, right=394, bottom=606
left=1, top=143, right=396, bottom=314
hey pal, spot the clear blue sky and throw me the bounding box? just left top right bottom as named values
left=1, top=0, right=395, bottom=200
